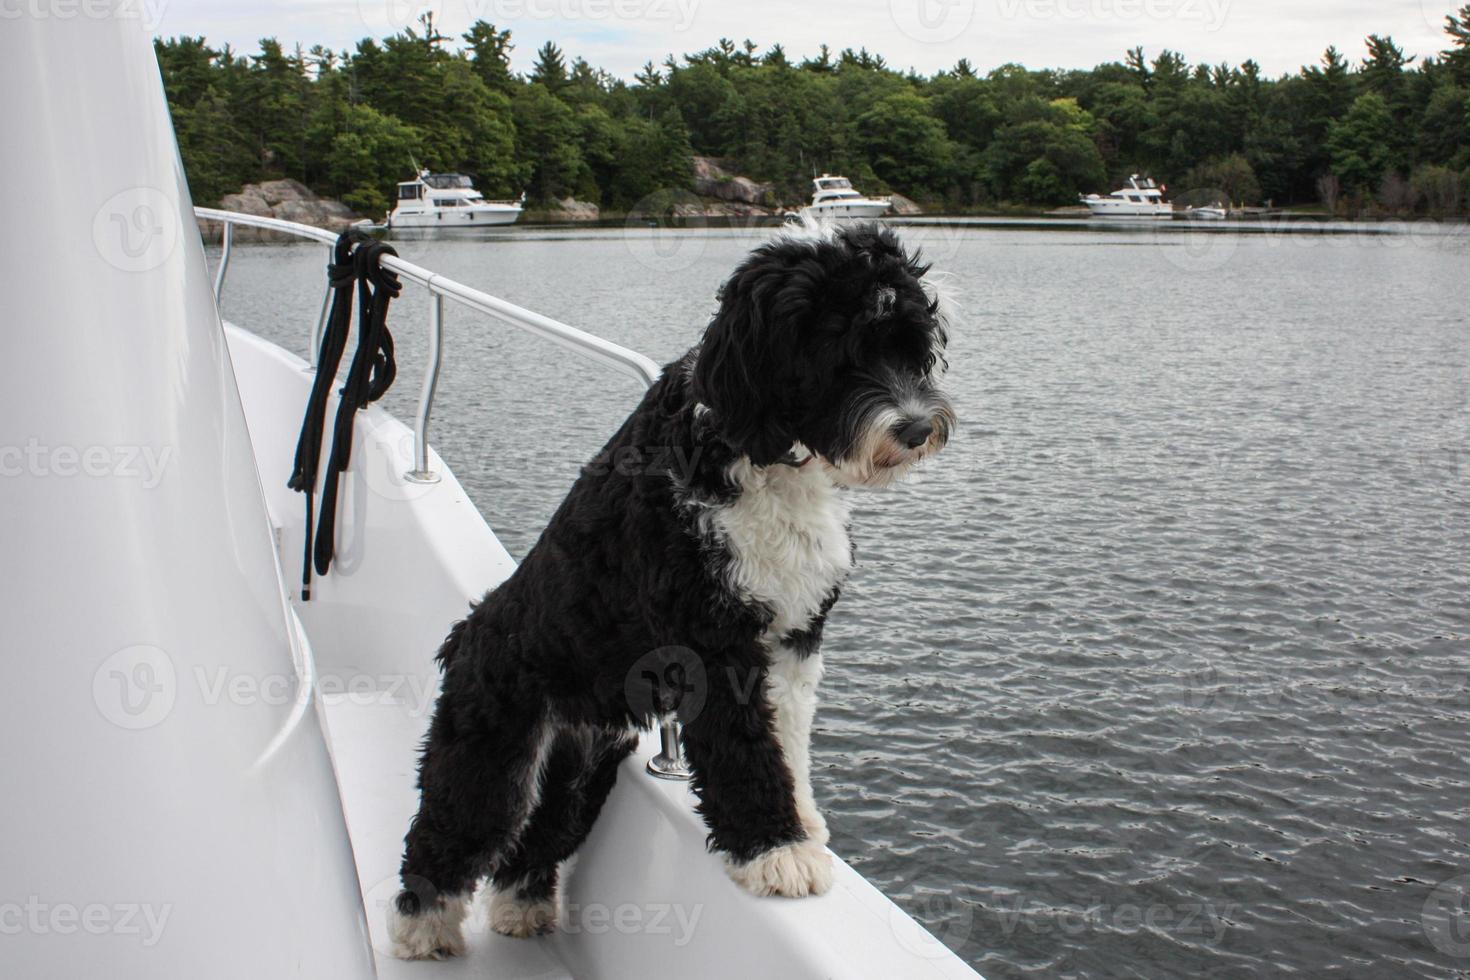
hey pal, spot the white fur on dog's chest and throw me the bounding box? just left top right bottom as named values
left=702, top=456, right=852, bottom=639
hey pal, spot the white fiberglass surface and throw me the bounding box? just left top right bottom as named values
left=1, top=15, right=373, bottom=979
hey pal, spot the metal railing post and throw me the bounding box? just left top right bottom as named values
left=646, top=718, right=691, bottom=780
left=404, top=290, right=444, bottom=484
left=212, top=220, right=232, bottom=305
left=192, top=207, right=686, bottom=779
left=308, top=244, right=332, bottom=372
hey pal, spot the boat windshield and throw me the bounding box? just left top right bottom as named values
left=423, top=173, right=474, bottom=189
left=816, top=178, right=852, bottom=190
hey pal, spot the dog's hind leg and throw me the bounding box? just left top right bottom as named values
left=388, top=703, right=556, bottom=960
left=486, top=726, right=638, bottom=937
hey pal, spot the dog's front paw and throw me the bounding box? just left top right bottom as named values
left=725, top=838, right=833, bottom=898
left=799, top=807, right=830, bottom=847
left=488, top=886, right=558, bottom=938
left=387, top=893, right=468, bottom=960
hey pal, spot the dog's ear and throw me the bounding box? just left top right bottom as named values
left=693, top=246, right=812, bottom=466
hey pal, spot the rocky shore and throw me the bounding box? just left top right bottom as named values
left=200, top=161, right=925, bottom=234
left=196, top=179, right=360, bottom=242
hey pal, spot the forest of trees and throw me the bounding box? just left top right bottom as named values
left=156, top=8, right=1470, bottom=217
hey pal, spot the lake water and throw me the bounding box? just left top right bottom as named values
left=214, top=220, right=1470, bottom=979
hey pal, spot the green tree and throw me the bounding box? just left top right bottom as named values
left=1181, top=153, right=1262, bottom=204
left=513, top=83, right=583, bottom=203
left=1328, top=93, right=1399, bottom=193
left=462, top=21, right=515, bottom=95
left=530, top=42, right=569, bottom=96
left=984, top=99, right=1106, bottom=204
left=327, top=104, right=421, bottom=215
left=854, top=92, right=956, bottom=193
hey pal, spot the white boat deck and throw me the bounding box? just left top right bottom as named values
left=324, top=692, right=574, bottom=980
left=323, top=687, right=979, bottom=980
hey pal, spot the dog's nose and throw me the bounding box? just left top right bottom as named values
left=896, top=418, right=934, bottom=449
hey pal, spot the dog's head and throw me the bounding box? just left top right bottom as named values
left=692, top=222, right=954, bottom=489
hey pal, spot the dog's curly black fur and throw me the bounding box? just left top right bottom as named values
left=389, top=222, right=954, bottom=958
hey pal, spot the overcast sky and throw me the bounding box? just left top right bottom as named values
left=164, top=0, right=1461, bottom=80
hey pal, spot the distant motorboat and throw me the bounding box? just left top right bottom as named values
left=1079, top=175, right=1174, bottom=219
left=1186, top=204, right=1229, bottom=221
left=799, top=174, right=892, bottom=220
left=387, top=170, right=523, bottom=229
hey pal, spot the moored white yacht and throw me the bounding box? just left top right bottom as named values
left=1079, top=175, right=1174, bottom=218
left=799, top=174, right=892, bottom=220
left=388, top=170, right=524, bottom=229
left=3, top=12, right=983, bottom=980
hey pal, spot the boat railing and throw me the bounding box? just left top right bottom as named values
left=194, top=207, right=663, bottom=483
left=195, top=206, right=689, bottom=778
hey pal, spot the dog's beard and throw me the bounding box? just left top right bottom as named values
left=819, top=387, right=954, bottom=490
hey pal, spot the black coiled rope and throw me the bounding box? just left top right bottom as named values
left=287, top=228, right=400, bottom=600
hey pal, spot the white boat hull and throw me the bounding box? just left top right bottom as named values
left=389, top=204, right=523, bottom=228
left=801, top=200, right=892, bottom=220
left=1081, top=200, right=1174, bottom=219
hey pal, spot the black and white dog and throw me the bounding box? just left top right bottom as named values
left=389, top=222, right=954, bottom=959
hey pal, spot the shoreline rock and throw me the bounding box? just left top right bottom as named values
left=693, top=156, right=776, bottom=209
left=888, top=193, right=923, bottom=216
left=523, top=197, right=601, bottom=222
left=197, top=179, right=361, bottom=242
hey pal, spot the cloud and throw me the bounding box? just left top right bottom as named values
left=158, top=0, right=1456, bottom=79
